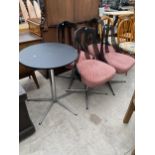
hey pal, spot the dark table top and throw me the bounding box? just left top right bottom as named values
left=19, top=42, right=78, bottom=70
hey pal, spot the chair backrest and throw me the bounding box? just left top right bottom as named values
left=57, top=21, right=77, bottom=45
left=26, top=0, right=37, bottom=18
left=19, top=0, right=30, bottom=22
left=101, top=16, right=114, bottom=44
left=74, top=26, right=104, bottom=61
left=117, top=17, right=134, bottom=44
left=33, top=0, right=41, bottom=18
left=117, top=14, right=134, bottom=25
left=100, top=15, right=123, bottom=53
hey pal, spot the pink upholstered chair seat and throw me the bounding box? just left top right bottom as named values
left=88, top=44, right=135, bottom=73
left=77, top=59, right=116, bottom=88
left=104, top=50, right=135, bottom=73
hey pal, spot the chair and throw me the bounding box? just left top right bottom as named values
left=117, top=17, right=135, bottom=44
left=88, top=16, right=135, bottom=95
left=67, top=27, right=116, bottom=109
left=117, top=16, right=135, bottom=56
left=117, top=14, right=133, bottom=25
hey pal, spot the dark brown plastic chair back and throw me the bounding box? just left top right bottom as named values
left=101, top=16, right=120, bottom=53
left=74, top=26, right=106, bottom=61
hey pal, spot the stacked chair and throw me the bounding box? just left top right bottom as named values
left=67, top=27, right=116, bottom=109
left=62, top=16, right=134, bottom=109
left=117, top=15, right=135, bottom=56
left=117, top=16, right=135, bottom=44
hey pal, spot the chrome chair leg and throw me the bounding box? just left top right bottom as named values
left=85, top=86, right=89, bottom=110
left=107, top=82, right=115, bottom=96
left=110, top=80, right=126, bottom=83
left=66, top=85, right=107, bottom=109
left=68, top=68, right=76, bottom=89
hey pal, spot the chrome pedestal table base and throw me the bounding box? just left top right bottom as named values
left=27, top=70, right=77, bottom=125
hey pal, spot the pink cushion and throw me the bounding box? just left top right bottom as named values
left=104, top=50, right=135, bottom=73
left=77, top=59, right=116, bottom=88
left=88, top=44, right=135, bottom=73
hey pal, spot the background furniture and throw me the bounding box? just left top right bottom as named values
left=123, top=91, right=135, bottom=123
left=26, top=0, right=37, bottom=19
left=123, top=91, right=135, bottom=155
left=19, top=84, right=35, bottom=141
left=102, top=10, right=134, bottom=29
left=19, top=31, right=42, bottom=50
left=27, top=18, right=42, bottom=37
left=117, top=17, right=134, bottom=44
left=19, top=31, right=43, bottom=88
left=40, top=0, right=99, bottom=42
left=39, top=0, right=100, bottom=78
left=19, top=43, right=78, bottom=125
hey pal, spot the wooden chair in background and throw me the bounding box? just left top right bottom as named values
left=117, top=17, right=135, bottom=44
left=117, top=16, right=135, bottom=56
left=19, top=0, right=42, bottom=89
left=19, top=0, right=41, bottom=22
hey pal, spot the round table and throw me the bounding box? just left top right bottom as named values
left=19, top=42, right=78, bottom=125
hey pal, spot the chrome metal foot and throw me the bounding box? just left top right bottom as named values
left=66, top=88, right=86, bottom=92
left=85, top=90, right=89, bottom=110
left=89, top=90, right=108, bottom=95
left=57, top=100, right=78, bottom=116
left=110, top=80, right=126, bottom=83
left=57, top=75, right=71, bottom=79
left=27, top=98, right=52, bottom=102
left=107, top=82, right=115, bottom=96
left=38, top=100, right=55, bottom=125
